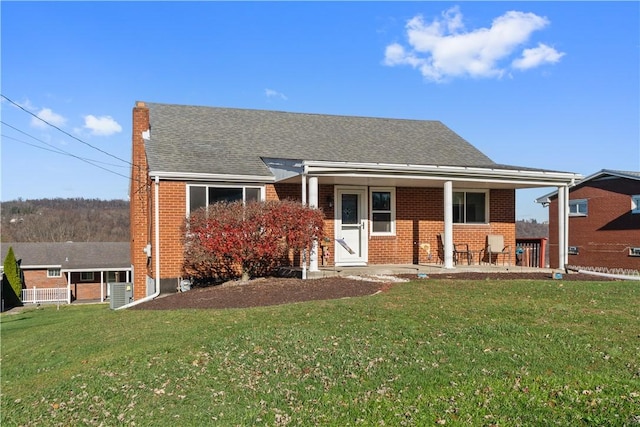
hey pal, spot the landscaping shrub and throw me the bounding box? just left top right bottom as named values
left=183, top=200, right=324, bottom=282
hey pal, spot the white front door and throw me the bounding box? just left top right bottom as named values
left=335, top=187, right=368, bottom=266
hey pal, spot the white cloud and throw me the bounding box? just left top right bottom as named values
left=265, top=88, right=288, bottom=100
left=384, top=6, right=564, bottom=82
left=82, top=115, right=122, bottom=136
left=30, top=108, right=67, bottom=129
left=512, top=43, right=565, bottom=70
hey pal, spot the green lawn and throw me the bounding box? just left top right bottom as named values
left=1, top=279, right=638, bottom=426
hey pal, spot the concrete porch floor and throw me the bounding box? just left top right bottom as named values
left=305, top=263, right=554, bottom=279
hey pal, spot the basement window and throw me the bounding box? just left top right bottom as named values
left=632, top=195, right=640, bottom=214
left=630, top=247, right=640, bottom=257
left=568, top=246, right=579, bottom=255
left=569, top=199, right=588, bottom=217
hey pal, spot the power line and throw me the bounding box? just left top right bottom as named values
left=1, top=93, right=133, bottom=167
left=1, top=121, right=132, bottom=181
left=2, top=132, right=128, bottom=169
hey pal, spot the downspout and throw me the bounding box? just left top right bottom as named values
left=557, top=185, right=567, bottom=270
left=117, top=176, right=161, bottom=309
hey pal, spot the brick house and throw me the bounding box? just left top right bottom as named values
left=537, top=169, right=640, bottom=270
left=130, top=101, right=580, bottom=302
left=1, top=242, right=131, bottom=302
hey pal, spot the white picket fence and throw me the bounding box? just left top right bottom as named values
left=21, top=285, right=71, bottom=304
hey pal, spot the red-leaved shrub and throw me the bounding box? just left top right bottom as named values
left=183, top=200, right=324, bottom=283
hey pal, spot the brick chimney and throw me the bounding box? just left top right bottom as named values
left=130, top=101, right=151, bottom=300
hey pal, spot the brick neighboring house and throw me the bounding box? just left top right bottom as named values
left=1, top=242, right=131, bottom=302
left=537, top=169, right=640, bottom=270
left=130, top=101, right=581, bottom=302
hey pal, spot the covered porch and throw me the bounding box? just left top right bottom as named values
left=266, top=159, right=580, bottom=273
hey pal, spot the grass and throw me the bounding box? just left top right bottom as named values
left=1, top=279, right=638, bottom=426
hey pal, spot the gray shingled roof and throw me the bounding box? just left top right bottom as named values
left=1, top=242, right=130, bottom=270
left=146, top=103, right=497, bottom=177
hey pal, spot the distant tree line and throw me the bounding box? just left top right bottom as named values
left=516, top=219, right=548, bottom=238
left=1, top=198, right=129, bottom=242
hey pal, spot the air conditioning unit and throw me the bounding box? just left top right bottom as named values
left=110, top=283, right=133, bottom=309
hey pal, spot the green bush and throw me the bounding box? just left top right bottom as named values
left=3, top=246, right=22, bottom=301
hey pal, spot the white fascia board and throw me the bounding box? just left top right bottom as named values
left=21, top=264, right=62, bottom=270
left=149, top=171, right=275, bottom=183
left=62, top=267, right=133, bottom=273
left=303, top=161, right=581, bottom=185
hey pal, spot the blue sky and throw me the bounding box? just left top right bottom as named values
left=1, top=1, right=638, bottom=222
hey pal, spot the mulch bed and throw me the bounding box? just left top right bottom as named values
left=131, top=272, right=614, bottom=311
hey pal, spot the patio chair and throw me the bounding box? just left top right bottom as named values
left=438, top=233, right=473, bottom=265
left=485, top=234, right=511, bottom=266
left=453, top=243, right=473, bottom=265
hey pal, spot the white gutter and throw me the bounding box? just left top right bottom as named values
left=148, top=171, right=275, bottom=183
left=117, top=176, right=162, bottom=309
left=20, top=264, right=62, bottom=269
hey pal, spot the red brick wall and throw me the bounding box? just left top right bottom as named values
left=367, top=188, right=515, bottom=265
left=548, top=177, right=640, bottom=269
left=22, top=270, right=66, bottom=289
left=155, top=181, right=187, bottom=281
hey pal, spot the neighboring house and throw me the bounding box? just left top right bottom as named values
left=537, top=169, right=640, bottom=270
left=130, top=101, right=581, bottom=301
left=1, top=242, right=131, bottom=302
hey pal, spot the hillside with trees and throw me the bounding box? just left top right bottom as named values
left=1, top=198, right=129, bottom=242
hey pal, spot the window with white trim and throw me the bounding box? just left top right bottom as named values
left=47, top=268, right=61, bottom=278
left=569, top=199, right=588, bottom=216
left=453, top=191, right=488, bottom=224
left=370, top=188, right=395, bottom=235
left=188, top=185, right=263, bottom=213
left=632, top=195, right=640, bottom=214
left=80, top=272, right=94, bottom=282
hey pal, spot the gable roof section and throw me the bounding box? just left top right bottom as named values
left=0, top=242, right=131, bottom=271
left=536, top=169, right=640, bottom=203
left=145, top=103, right=498, bottom=178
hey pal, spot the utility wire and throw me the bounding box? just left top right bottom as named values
left=2, top=132, right=128, bottom=169
left=1, top=121, right=132, bottom=180
left=1, top=93, right=134, bottom=167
